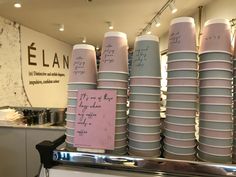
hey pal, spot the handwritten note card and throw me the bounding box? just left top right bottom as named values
left=74, top=90, right=117, bottom=150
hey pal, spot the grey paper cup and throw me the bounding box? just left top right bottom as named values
left=200, top=88, right=232, bottom=96
left=199, top=136, right=232, bottom=146
left=164, top=143, right=195, bottom=154
left=164, top=129, right=195, bottom=139
left=98, top=72, right=128, bottom=80
left=168, top=70, right=198, bottom=78
left=68, top=83, right=97, bottom=90
left=130, top=86, right=160, bottom=94
left=166, top=115, right=196, bottom=125
left=97, top=87, right=127, bottom=95
left=166, top=100, right=197, bottom=109
left=199, top=70, right=232, bottom=79
left=167, top=86, right=198, bottom=93
left=168, top=53, right=198, bottom=62
left=129, top=94, right=160, bottom=102
left=67, top=98, right=77, bottom=105
left=66, top=113, right=76, bottom=121
left=128, top=139, right=160, bottom=149
left=200, top=120, right=232, bottom=130
left=128, top=124, right=160, bottom=134
left=131, top=35, right=161, bottom=77
left=200, top=52, right=232, bottom=62
left=129, top=109, right=160, bottom=118
left=200, top=104, right=232, bottom=113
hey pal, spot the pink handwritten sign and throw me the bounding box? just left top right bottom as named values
left=74, top=90, right=117, bottom=150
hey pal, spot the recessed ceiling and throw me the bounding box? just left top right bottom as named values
left=0, top=0, right=212, bottom=47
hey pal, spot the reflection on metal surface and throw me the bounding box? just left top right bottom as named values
left=53, top=149, right=236, bottom=177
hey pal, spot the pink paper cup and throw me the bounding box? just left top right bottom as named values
left=166, top=107, right=196, bottom=117
left=167, top=93, right=197, bottom=101
left=99, top=32, right=128, bottom=72
left=128, top=116, right=160, bottom=126
left=129, top=101, right=160, bottom=110
left=98, top=80, right=128, bottom=88
left=200, top=78, right=232, bottom=87
left=66, top=106, right=76, bottom=113
left=130, top=77, right=160, bottom=86
left=66, top=120, right=75, bottom=128
left=199, top=112, right=232, bottom=121
left=198, top=142, right=231, bottom=155
left=164, top=135, right=196, bottom=147
left=167, top=60, right=197, bottom=70
left=69, top=44, right=97, bottom=83
left=200, top=96, right=232, bottom=104
left=167, top=78, right=198, bottom=86
left=128, top=131, right=160, bottom=141
left=164, top=120, right=195, bottom=132
left=199, top=60, right=232, bottom=70
left=199, top=19, right=231, bottom=54
left=65, top=134, right=74, bottom=143
left=168, top=17, right=196, bottom=53
left=199, top=127, right=232, bottom=138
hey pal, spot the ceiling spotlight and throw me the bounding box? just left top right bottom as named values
left=14, top=2, right=22, bottom=8
left=169, top=1, right=178, bottom=14
left=96, top=45, right=100, bottom=50
left=106, top=21, right=114, bottom=30
left=59, top=24, right=64, bottom=32
left=82, top=37, right=86, bottom=43
left=155, top=16, right=161, bottom=27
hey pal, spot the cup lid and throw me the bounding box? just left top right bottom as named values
left=73, top=44, right=95, bottom=50
left=204, top=18, right=230, bottom=27
left=104, top=31, right=127, bottom=39
left=135, top=34, right=159, bottom=42
left=170, top=17, right=195, bottom=25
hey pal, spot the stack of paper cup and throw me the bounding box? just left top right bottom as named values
left=232, top=30, right=236, bottom=163
left=65, top=44, right=97, bottom=150
left=97, top=31, right=128, bottom=155
left=128, top=34, right=161, bottom=157
left=198, top=19, right=233, bottom=163
left=164, top=17, right=197, bottom=161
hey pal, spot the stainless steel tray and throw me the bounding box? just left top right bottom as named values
left=53, top=149, right=236, bottom=177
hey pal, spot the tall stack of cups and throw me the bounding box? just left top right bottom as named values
left=164, top=17, right=197, bottom=161
left=232, top=30, right=236, bottom=163
left=198, top=19, right=233, bottom=163
left=128, top=34, right=161, bottom=157
left=97, top=31, right=129, bottom=155
left=65, top=44, right=97, bottom=150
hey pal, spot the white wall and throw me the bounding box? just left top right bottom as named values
left=0, top=15, right=72, bottom=108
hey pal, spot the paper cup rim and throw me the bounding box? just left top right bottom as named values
left=129, top=100, right=161, bottom=104
left=130, top=76, right=161, bottom=79
left=166, top=106, right=196, bottom=111
left=166, top=114, right=196, bottom=119
left=199, top=60, right=232, bottom=64
left=199, top=68, right=232, bottom=72
left=200, top=111, right=232, bottom=115
left=204, top=18, right=230, bottom=27
left=167, top=51, right=197, bottom=55
left=128, top=137, right=160, bottom=143
left=130, top=92, right=160, bottom=96
left=104, top=31, right=127, bottom=38
left=66, top=112, right=76, bottom=115
left=73, top=44, right=95, bottom=50
left=198, top=141, right=232, bottom=148
left=165, top=128, right=195, bottom=134
left=130, top=85, right=160, bottom=88
left=65, top=119, right=75, bottom=123
left=200, top=134, right=232, bottom=140
left=170, top=17, right=195, bottom=25
left=128, top=115, right=160, bottom=119
left=167, top=85, right=197, bottom=88
left=116, top=110, right=127, bottom=112
left=136, top=34, right=159, bottom=42
left=68, top=82, right=97, bottom=85
left=168, top=69, right=198, bottom=72
left=167, top=77, right=197, bottom=80
left=128, top=123, right=160, bottom=127
left=199, top=78, right=232, bottom=81
left=65, top=133, right=75, bottom=137
left=65, top=126, right=74, bottom=130
left=200, top=103, right=232, bottom=106
left=129, top=100, right=160, bottom=103
left=98, top=71, right=129, bottom=74
left=164, top=135, right=196, bottom=141
left=199, top=50, right=232, bottom=55
left=128, top=129, right=160, bottom=135
left=164, top=120, right=195, bottom=126
left=200, top=86, right=232, bottom=89
left=167, top=92, right=198, bottom=95
left=166, top=99, right=197, bottom=103
left=167, top=59, right=198, bottom=64
left=97, top=79, right=128, bottom=82
left=164, top=140, right=196, bottom=148
left=97, top=86, right=127, bottom=90
left=197, top=147, right=232, bottom=156
left=199, top=127, right=233, bottom=132
left=129, top=108, right=160, bottom=112
left=163, top=147, right=195, bottom=155
left=128, top=145, right=160, bottom=151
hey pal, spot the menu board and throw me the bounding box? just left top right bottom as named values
left=74, top=90, right=116, bottom=150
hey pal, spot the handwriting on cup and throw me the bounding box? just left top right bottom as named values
left=169, top=32, right=181, bottom=45
left=133, top=46, right=149, bottom=67
left=102, top=44, right=115, bottom=64
left=73, top=56, right=85, bottom=75
left=76, top=92, right=114, bottom=136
